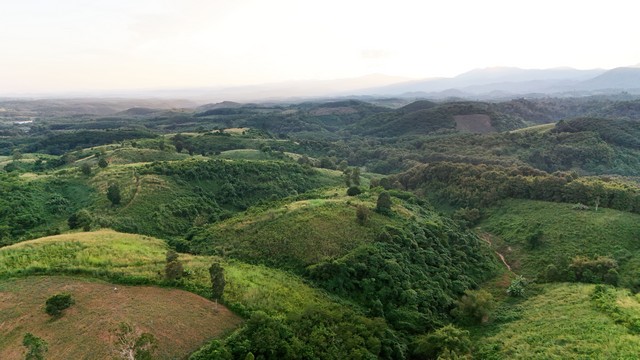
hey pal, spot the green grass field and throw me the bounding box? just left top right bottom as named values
left=473, top=283, right=640, bottom=359
left=194, top=189, right=403, bottom=270
left=0, top=230, right=351, bottom=318
left=477, top=199, right=640, bottom=286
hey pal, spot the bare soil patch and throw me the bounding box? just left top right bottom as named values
left=0, top=276, right=241, bottom=360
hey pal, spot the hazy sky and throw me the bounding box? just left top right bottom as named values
left=1, top=0, right=639, bottom=93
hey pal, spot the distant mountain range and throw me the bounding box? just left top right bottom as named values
left=6, top=65, right=640, bottom=102
left=184, top=65, right=640, bottom=102
left=355, top=66, right=640, bottom=99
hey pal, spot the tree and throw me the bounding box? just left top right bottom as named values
left=209, top=262, right=226, bottom=301
left=451, top=289, right=495, bottom=324
left=343, top=168, right=353, bottom=187
left=107, top=183, right=121, bottom=205
left=375, top=191, right=392, bottom=214
left=23, top=333, right=48, bottom=360
left=112, top=322, right=157, bottom=360
left=80, top=162, right=92, bottom=176
left=165, top=250, right=184, bottom=281
left=412, top=325, right=472, bottom=359
left=68, top=209, right=92, bottom=231
left=356, top=205, right=370, bottom=225
left=45, top=293, right=75, bottom=317
left=12, top=149, right=23, bottom=161
left=351, top=167, right=361, bottom=186
left=507, top=275, right=527, bottom=297
left=98, top=158, right=109, bottom=168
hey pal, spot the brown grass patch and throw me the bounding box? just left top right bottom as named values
left=453, top=114, right=496, bottom=134
left=0, top=276, right=241, bottom=360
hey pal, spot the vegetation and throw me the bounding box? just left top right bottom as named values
left=23, top=333, right=48, bottom=360
left=5, top=95, right=640, bottom=358
left=45, top=293, right=75, bottom=317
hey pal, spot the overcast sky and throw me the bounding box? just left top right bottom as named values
left=1, top=0, right=639, bottom=94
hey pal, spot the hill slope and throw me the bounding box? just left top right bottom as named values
left=0, top=276, right=241, bottom=360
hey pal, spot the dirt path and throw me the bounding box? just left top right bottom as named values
left=480, top=232, right=513, bottom=272
left=123, top=173, right=142, bottom=210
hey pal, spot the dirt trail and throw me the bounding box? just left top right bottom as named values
left=123, top=173, right=142, bottom=210
left=480, top=232, right=512, bottom=272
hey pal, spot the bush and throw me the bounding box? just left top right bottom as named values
left=412, top=324, right=472, bottom=359
left=506, top=275, right=527, bottom=297
left=376, top=191, right=392, bottom=214
left=45, top=293, right=75, bottom=317
left=346, top=186, right=362, bottom=196
left=107, top=183, right=121, bottom=205
left=23, top=333, right=48, bottom=360
left=452, top=289, right=495, bottom=324
left=355, top=205, right=371, bottom=225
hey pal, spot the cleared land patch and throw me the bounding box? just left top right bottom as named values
left=0, top=276, right=241, bottom=360
left=454, top=114, right=496, bottom=134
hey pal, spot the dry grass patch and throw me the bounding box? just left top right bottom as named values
left=0, top=276, right=241, bottom=360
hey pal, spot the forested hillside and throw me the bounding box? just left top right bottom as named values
left=3, top=94, right=640, bottom=359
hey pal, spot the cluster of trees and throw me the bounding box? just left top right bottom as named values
left=391, top=161, right=640, bottom=213
left=544, top=256, right=619, bottom=285
left=307, top=219, right=498, bottom=333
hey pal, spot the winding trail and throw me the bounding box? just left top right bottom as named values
left=479, top=232, right=513, bottom=272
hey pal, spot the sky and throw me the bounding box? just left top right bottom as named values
left=1, top=0, right=639, bottom=94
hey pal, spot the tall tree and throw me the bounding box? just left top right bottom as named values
left=351, top=167, right=361, bottom=186
left=376, top=191, right=392, bottom=214
left=209, top=262, right=226, bottom=301
left=107, top=183, right=121, bottom=205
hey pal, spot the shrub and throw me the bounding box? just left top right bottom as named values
left=45, top=293, right=75, bottom=317
left=376, top=191, right=392, bottom=214
left=452, top=289, right=495, bottom=324
left=23, top=333, right=48, bottom=360
left=107, top=183, right=121, bottom=205
left=165, top=250, right=184, bottom=281
left=346, top=186, right=362, bottom=196
left=355, top=205, right=371, bottom=225
left=412, top=324, right=472, bottom=359
left=506, top=275, right=527, bottom=297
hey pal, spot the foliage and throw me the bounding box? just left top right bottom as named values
left=308, top=220, right=498, bottom=333
left=356, top=205, right=371, bottom=225
left=506, top=275, right=527, bottom=297
left=107, top=183, right=121, bottom=205
left=23, top=333, right=48, bottom=360
left=412, top=325, right=472, bottom=360
left=98, top=157, right=109, bottom=168
left=112, top=322, right=158, bottom=360
left=451, top=289, right=495, bottom=324
left=68, top=209, right=93, bottom=231
left=165, top=250, right=184, bottom=281
left=346, top=186, right=362, bottom=196
left=376, top=191, right=392, bottom=214
left=45, top=293, right=75, bottom=317
left=476, top=283, right=640, bottom=359
left=189, top=340, right=232, bottom=360
left=80, top=162, right=92, bottom=176
left=209, top=262, right=226, bottom=301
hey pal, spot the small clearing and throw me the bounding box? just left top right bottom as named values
left=453, top=114, right=496, bottom=134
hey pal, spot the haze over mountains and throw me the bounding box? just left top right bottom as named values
left=3, top=65, right=640, bottom=103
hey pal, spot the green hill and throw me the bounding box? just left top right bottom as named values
left=0, top=276, right=241, bottom=360
left=0, top=230, right=404, bottom=359
left=478, top=199, right=640, bottom=289
left=473, top=283, right=640, bottom=359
